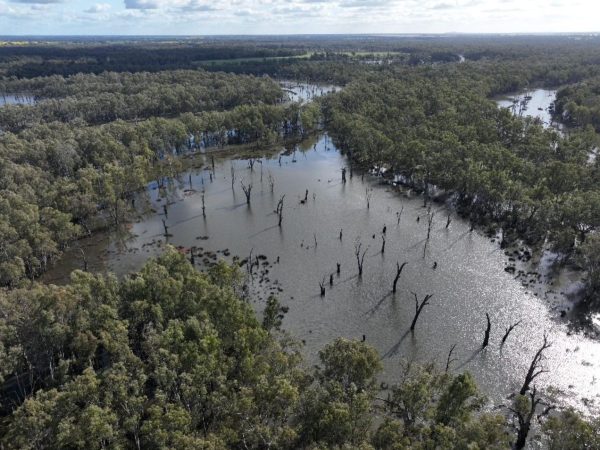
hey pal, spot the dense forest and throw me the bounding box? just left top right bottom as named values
left=1, top=35, right=600, bottom=448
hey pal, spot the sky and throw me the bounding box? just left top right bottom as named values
left=0, top=0, right=598, bottom=35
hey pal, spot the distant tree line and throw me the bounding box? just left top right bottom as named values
left=0, top=70, right=284, bottom=131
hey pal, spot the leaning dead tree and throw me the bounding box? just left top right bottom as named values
left=354, top=242, right=368, bottom=276
left=520, top=334, right=551, bottom=395
left=276, top=195, right=285, bottom=226
left=230, top=165, right=236, bottom=189
left=410, top=293, right=433, bottom=331
left=393, top=262, right=408, bottom=293
left=445, top=343, right=457, bottom=373
left=501, top=320, right=522, bottom=346
left=509, top=387, right=554, bottom=450
left=482, top=313, right=491, bottom=348
left=241, top=180, right=253, bottom=205
left=381, top=235, right=386, bottom=254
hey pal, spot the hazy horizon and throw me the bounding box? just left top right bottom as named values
left=0, top=0, right=598, bottom=36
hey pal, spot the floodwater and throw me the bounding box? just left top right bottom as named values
left=46, top=133, right=600, bottom=415
left=496, top=88, right=559, bottom=130
left=0, top=93, right=35, bottom=106
left=281, top=81, right=340, bottom=103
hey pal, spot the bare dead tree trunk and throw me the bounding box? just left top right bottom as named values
left=313, top=233, right=318, bottom=248
left=276, top=195, right=285, bottom=226
left=161, top=218, right=169, bottom=237
left=366, top=188, right=373, bottom=209
left=342, top=167, right=347, bottom=183
left=248, top=158, right=255, bottom=171
left=520, top=334, right=551, bottom=395
left=241, top=181, right=253, bottom=205
left=445, top=343, right=457, bottom=373
left=482, top=313, right=491, bottom=348
left=79, top=248, right=88, bottom=272
left=319, top=277, right=326, bottom=296
left=397, top=206, right=404, bottom=225
left=501, top=320, right=522, bottom=346
left=393, top=262, right=408, bottom=293
left=202, top=192, right=206, bottom=218
left=339, top=229, right=343, bottom=240
left=268, top=170, right=275, bottom=192
left=426, top=212, right=435, bottom=240
left=410, top=293, right=433, bottom=331
left=231, top=165, right=235, bottom=189
left=336, top=263, right=340, bottom=274
left=446, top=214, right=452, bottom=229
left=247, top=249, right=254, bottom=278
left=381, top=235, right=386, bottom=254
left=354, top=242, right=368, bottom=277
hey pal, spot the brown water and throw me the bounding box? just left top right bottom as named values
left=45, top=133, right=600, bottom=415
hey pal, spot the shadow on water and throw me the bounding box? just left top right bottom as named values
left=384, top=329, right=414, bottom=358
left=365, top=291, right=394, bottom=317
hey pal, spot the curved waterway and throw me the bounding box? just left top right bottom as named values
left=496, top=88, right=560, bottom=130
left=45, top=133, right=600, bottom=414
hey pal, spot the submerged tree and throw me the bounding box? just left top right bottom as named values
left=482, top=313, right=492, bottom=348
left=241, top=180, right=253, bottom=205
left=501, top=320, right=522, bottom=346
left=276, top=195, right=285, bottom=226
left=392, top=262, right=408, bottom=294
left=366, top=188, right=373, bottom=209
left=354, top=242, right=368, bottom=276
left=410, top=293, right=433, bottom=331
left=520, top=334, right=551, bottom=395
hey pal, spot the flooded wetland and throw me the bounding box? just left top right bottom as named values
left=47, top=130, right=600, bottom=414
